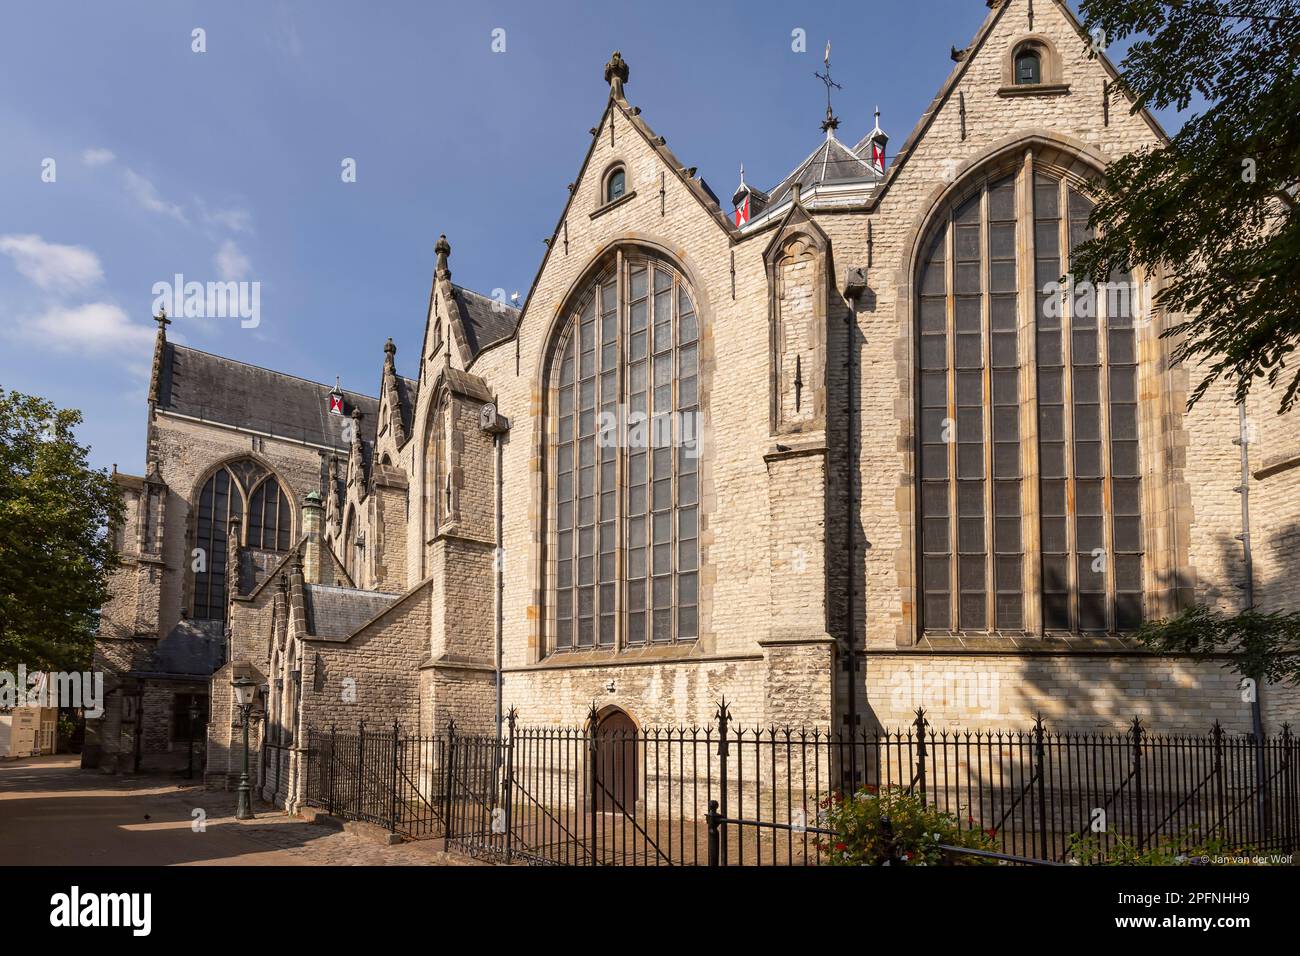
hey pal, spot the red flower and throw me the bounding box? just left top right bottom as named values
left=863, top=784, right=879, bottom=795
left=986, top=827, right=998, bottom=838
left=835, top=842, right=847, bottom=852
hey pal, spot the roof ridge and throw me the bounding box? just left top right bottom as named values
left=304, top=582, right=396, bottom=596
left=169, top=342, right=380, bottom=400
left=452, top=282, right=520, bottom=313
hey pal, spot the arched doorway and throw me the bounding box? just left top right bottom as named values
left=592, top=707, right=638, bottom=813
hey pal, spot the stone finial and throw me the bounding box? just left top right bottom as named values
left=604, top=50, right=629, bottom=98
left=148, top=307, right=171, bottom=406
left=384, top=336, right=397, bottom=361
left=350, top=407, right=363, bottom=449
left=301, top=492, right=324, bottom=585
left=434, top=234, right=451, bottom=279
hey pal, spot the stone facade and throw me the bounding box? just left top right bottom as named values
left=88, top=0, right=1300, bottom=804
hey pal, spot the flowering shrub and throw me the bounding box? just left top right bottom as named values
left=815, top=786, right=997, bottom=865
left=1066, top=831, right=1276, bottom=866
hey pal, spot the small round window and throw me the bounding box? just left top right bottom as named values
left=1014, top=48, right=1042, bottom=85
left=606, top=167, right=626, bottom=202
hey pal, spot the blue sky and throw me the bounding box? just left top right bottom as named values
left=0, top=0, right=1178, bottom=473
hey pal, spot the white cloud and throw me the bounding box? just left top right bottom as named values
left=82, top=147, right=116, bottom=167
left=124, top=169, right=186, bottom=222
left=209, top=207, right=253, bottom=233
left=17, top=302, right=156, bottom=355
left=214, top=239, right=252, bottom=280
left=0, top=234, right=104, bottom=291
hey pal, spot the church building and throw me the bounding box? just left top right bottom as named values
left=86, top=0, right=1300, bottom=800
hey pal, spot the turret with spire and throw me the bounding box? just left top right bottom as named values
left=731, top=162, right=769, bottom=228
left=855, top=105, right=890, bottom=173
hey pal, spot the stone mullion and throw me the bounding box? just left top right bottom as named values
left=1019, top=150, right=1043, bottom=636
left=1058, top=177, right=1079, bottom=634
left=979, top=183, right=995, bottom=632
left=614, top=252, right=626, bottom=650
left=1095, top=225, right=1118, bottom=634
left=668, top=268, right=681, bottom=645
left=943, top=217, right=959, bottom=633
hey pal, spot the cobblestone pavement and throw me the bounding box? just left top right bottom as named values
left=0, top=755, right=483, bottom=866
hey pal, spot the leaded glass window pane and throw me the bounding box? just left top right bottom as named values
left=1032, top=174, right=1144, bottom=632
left=919, top=176, right=1024, bottom=633
left=550, top=256, right=700, bottom=652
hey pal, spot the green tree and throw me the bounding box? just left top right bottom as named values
left=1073, top=0, right=1300, bottom=411
left=1136, top=603, right=1300, bottom=687
left=0, top=388, right=123, bottom=672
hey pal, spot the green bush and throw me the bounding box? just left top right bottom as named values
left=816, top=786, right=998, bottom=865
left=1066, top=831, right=1277, bottom=866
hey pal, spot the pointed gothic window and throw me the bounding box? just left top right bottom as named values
left=1015, top=48, right=1042, bottom=85
left=917, top=164, right=1142, bottom=636
left=549, top=254, right=700, bottom=651
left=192, top=461, right=294, bottom=621
left=247, top=477, right=292, bottom=551
left=606, top=167, right=626, bottom=203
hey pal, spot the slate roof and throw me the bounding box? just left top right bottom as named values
left=450, top=285, right=518, bottom=360
left=155, top=342, right=379, bottom=450
left=135, top=619, right=226, bottom=678
left=764, top=133, right=884, bottom=208
left=303, top=584, right=398, bottom=639
left=394, top=375, right=417, bottom=439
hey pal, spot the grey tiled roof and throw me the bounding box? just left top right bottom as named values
left=139, top=619, right=226, bottom=677
left=156, top=343, right=379, bottom=450
left=451, top=285, right=518, bottom=360
left=765, top=133, right=883, bottom=208
left=303, top=584, right=398, bottom=639
left=394, top=375, right=417, bottom=439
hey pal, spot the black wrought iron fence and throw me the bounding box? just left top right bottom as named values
left=300, top=703, right=1299, bottom=865
left=303, top=722, right=447, bottom=838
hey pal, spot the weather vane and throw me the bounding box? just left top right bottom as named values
left=814, top=41, right=841, bottom=132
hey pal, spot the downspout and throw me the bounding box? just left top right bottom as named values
left=841, top=265, right=868, bottom=746
left=845, top=293, right=857, bottom=736
left=495, top=429, right=504, bottom=739
left=1237, top=402, right=1268, bottom=830
left=1236, top=402, right=1262, bottom=728
left=480, top=402, right=510, bottom=740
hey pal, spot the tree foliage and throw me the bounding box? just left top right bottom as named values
left=0, top=388, right=123, bottom=671
left=1073, top=0, right=1300, bottom=411
left=1135, top=602, right=1300, bottom=685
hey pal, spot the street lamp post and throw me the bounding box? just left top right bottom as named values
left=231, top=676, right=260, bottom=820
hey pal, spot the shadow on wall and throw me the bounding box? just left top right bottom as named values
left=857, top=525, right=1300, bottom=736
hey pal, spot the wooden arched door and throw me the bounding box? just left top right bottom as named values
left=593, top=708, right=638, bottom=813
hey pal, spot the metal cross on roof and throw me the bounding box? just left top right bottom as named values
left=814, top=41, right=841, bottom=133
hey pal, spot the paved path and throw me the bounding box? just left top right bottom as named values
left=0, top=755, right=481, bottom=866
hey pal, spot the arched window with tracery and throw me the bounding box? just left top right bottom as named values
left=193, top=459, right=294, bottom=621
left=247, top=477, right=292, bottom=551
left=917, top=159, right=1142, bottom=636
left=548, top=251, right=701, bottom=652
